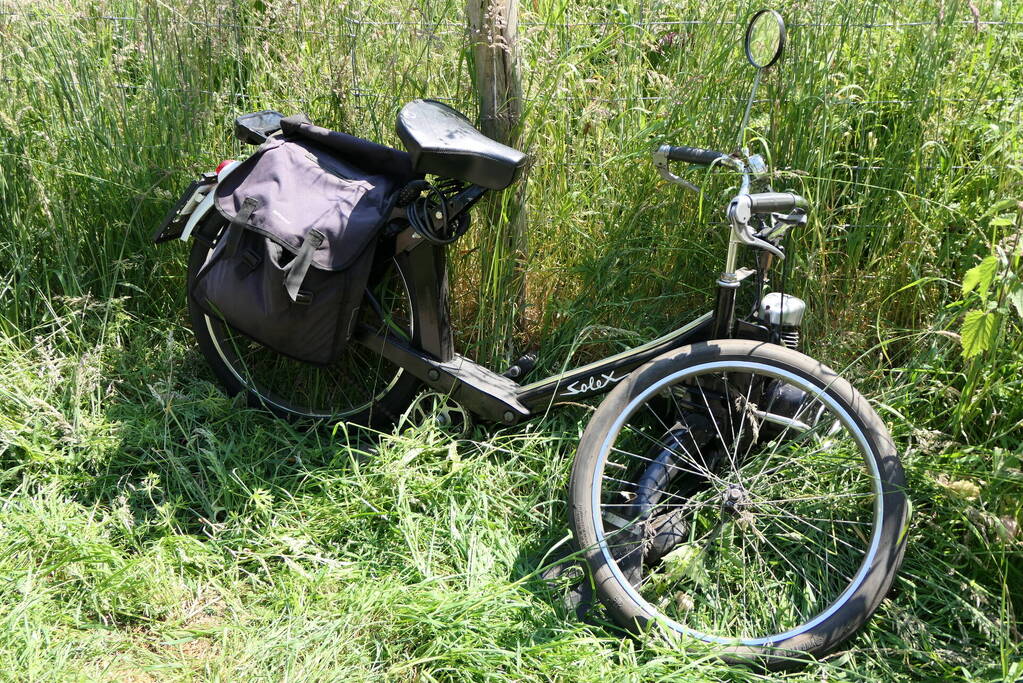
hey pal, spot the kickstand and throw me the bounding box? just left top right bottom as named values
left=539, top=538, right=597, bottom=622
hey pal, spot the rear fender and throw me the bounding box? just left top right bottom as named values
left=176, top=160, right=243, bottom=242
left=179, top=190, right=217, bottom=241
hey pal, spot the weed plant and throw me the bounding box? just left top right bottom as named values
left=0, top=0, right=1020, bottom=679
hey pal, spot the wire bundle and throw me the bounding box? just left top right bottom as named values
left=405, top=178, right=471, bottom=245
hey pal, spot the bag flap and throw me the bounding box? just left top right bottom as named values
left=281, top=115, right=419, bottom=183
left=214, top=137, right=400, bottom=272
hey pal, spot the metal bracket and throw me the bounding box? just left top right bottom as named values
left=747, top=153, right=769, bottom=181
left=757, top=208, right=807, bottom=241
left=353, top=326, right=530, bottom=425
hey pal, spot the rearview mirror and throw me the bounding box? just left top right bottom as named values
left=744, top=9, right=786, bottom=69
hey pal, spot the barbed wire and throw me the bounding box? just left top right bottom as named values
left=2, top=9, right=1022, bottom=31
left=33, top=83, right=1010, bottom=111
left=2, top=5, right=1018, bottom=182
left=352, top=91, right=1023, bottom=107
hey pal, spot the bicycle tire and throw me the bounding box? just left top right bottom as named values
left=186, top=215, right=421, bottom=426
left=569, top=339, right=908, bottom=668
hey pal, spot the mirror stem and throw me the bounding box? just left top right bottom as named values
left=736, top=68, right=762, bottom=147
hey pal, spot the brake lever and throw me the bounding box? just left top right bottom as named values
left=727, top=195, right=786, bottom=259
left=756, top=208, right=807, bottom=241
left=652, top=146, right=701, bottom=193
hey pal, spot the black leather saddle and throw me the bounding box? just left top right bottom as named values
left=395, top=99, right=528, bottom=190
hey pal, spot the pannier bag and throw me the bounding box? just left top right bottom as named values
left=190, top=115, right=418, bottom=365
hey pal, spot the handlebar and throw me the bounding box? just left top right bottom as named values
left=664, top=145, right=732, bottom=166
left=654, top=145, right=807, bottom=214
left=727, top=192, right=808, bottom=261
left=652, top=144, right=743, bottom=192
left=746, top=192, right=808, bottom=215
left=653, top=143, right=809, bottom=264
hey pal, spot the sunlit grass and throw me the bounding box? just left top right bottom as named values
left=0, top=0, right=1020, bottom=679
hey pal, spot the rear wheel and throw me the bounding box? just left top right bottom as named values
left=569, top=340, right=908, bottom=668
left=186, top=216, right=421, bottom=426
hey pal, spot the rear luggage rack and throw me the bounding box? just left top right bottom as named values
left=234, top=110, right=285, bottom=145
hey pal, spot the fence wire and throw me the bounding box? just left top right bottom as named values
left=1, top=4, right=1021, bottom=178
left=3, top=9, right=1023, bottom=29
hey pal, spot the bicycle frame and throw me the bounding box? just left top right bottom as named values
left=153, top=135, right=789, bottom=427
left=353, top=232, right=773, bottom=425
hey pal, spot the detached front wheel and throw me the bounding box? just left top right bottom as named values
left=569, top=340, right=908, bottom=668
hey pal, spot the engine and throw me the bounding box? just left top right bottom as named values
left=757, top=291, right=806, bottom=349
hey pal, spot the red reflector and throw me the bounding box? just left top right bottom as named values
left=215, top=159, right=237, bottom=175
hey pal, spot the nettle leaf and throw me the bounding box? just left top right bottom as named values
left=1009, top=285, right=1023, bottom=319
left=962, top=255, right=999, bottom=300
left=961, top=310, right=999, bottom=358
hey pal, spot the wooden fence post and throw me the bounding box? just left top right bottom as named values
left=466, top=0, right=528, bottom=365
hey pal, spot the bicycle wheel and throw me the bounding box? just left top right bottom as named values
left=186, top=216, right=421, bottom=425
left=569, top=340, right=908, bottom=668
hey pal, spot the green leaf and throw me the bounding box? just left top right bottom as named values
left=961, top=310, right=998, bottom=358
left=982, top=199, right=1021, bottom=217
left=1009, top=285, right=1023, bottom=319
left=962, top=255, right=999, bottom=301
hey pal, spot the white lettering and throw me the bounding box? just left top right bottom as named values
left=561, top=371, right=626, bottom=397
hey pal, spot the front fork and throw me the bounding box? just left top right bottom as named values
left=713, top=276, right=742, bottom=339
left=712, top=266, right=760, bottom=340
left=712, top=237, right=801, bottom=346
left=712, top=228, right=749, bottom=339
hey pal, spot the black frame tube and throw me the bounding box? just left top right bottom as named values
left=515, top=313, right=715, bottom=412
left=712, top=279, right=739, bottom=339
left=403, top=241, right=454, bottom=361
left=357, top=232, right=769, bottom=423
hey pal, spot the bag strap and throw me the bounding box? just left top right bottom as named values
left=284, top=229, right=325, bottom=303
left=223, top=196, right=260, bottom=258
left=188, top=200, right=257, bottom=296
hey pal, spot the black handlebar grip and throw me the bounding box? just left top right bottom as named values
left=666, top=145, right=731, bottom=166
left=747, top=192, right=808, bottom=214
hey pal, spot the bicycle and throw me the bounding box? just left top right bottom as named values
left=153, top=9, right=908, bottom=668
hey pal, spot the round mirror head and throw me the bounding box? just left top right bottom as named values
left=744, top=9, right=786, bottom=69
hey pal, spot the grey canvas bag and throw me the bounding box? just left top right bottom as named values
left=190, top=117, right=417, bottom=365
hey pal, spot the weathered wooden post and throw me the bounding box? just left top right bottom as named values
left=466, top=0, right=528, bottom=365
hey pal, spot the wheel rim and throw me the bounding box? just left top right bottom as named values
left=201, top=247, right=413, bottom=420
left=590, top=360, right=884, bottom=646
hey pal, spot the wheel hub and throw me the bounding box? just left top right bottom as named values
left=721, top=484, right=749, bottom=516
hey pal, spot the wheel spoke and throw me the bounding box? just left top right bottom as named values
left=196, top=249, right=413, bottom=420
left=639, top=404, right=723, bottom=485
left=581, top=353, right=898, bottom=649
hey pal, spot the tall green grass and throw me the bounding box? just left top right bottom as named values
left=0, top=0, right=1020, bottom=679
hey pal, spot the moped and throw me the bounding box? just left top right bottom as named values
left=154, top=9, right=908, bottom=667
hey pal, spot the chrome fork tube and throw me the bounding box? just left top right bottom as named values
left=714, top=167, right=752, bottom=338
left=724, top=233, right=740, bottom=276
left=721, top=169, right=750, bottom=279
